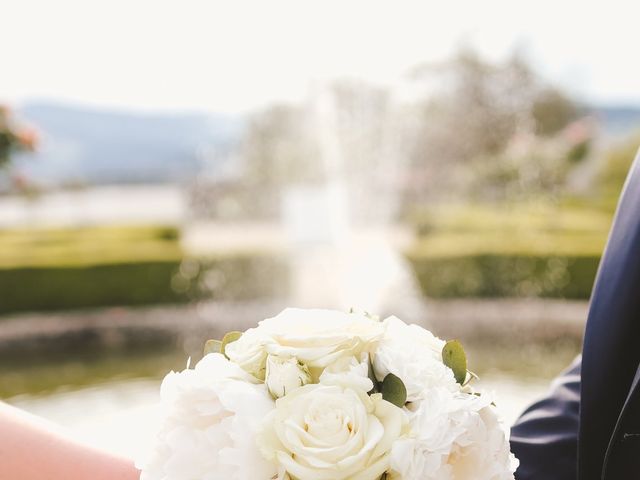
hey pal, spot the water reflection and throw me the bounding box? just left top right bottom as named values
left=9, top=375, right=552, bottom=461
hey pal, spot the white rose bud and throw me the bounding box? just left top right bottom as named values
left=265, top=355, right=311, bottom=399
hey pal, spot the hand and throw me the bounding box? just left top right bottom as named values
left=0, top=401, right=139, bottom=480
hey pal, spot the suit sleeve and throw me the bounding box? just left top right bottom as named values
left=510, top=356, right=581, bottom=480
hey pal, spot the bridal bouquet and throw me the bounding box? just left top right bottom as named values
left=138, top=308, right=518, bottom=480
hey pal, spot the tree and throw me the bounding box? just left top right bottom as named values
left=0, top=105, right=37, bottom=167
left=405, top=48, right=582, bottom=201
left=239, top=81, right=410, bottom=223
left=237, top=104, right=322, bottom=217
left=532, top=88, right=579, bottom=137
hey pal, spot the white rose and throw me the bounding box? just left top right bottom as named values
left=265, top=355, right=312, bottom=399
left=319, top=353, right=374, bottom=393
left=137, top=353, right=276, bottom=480
left=248, top=308, right=384, bottom=374
left=373, top=316, right=458, bottom=401
left=258, top=383, right=404, bottom=480
left=224, top=328, right=271, bottom=380
left=390, top=389, right=518, bottom=480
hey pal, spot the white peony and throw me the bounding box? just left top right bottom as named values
left=390, top=389, right=518, bottom=480
left=373, top=316, right=458, bottom=401
left=265, top=355, right=312, bottom=399
left=137, top=353, right=276, bottom=480
left=258, top=383, right=404, bottom=480
left=229, top=308, right=384, bottom=378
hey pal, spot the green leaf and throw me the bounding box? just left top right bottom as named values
left=221, top=331, right=243, bottom=359
left=381, top=373, right=407, bottom=407
left=442, top=340, right=468, bottom=385
left=203, top=339, right=222, bottom=355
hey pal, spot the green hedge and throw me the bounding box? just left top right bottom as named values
left=0, top=261, right=184, bottom=313
left=175, top=255, right=290, bottom=302
left=0, top=255, right=289, bottom=315
left=406, top=201, right=611, bottom=299
left=0, top=225, right=289, bottom=315
left=406, top=253, right=600, bottom=299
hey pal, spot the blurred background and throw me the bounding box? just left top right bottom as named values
left=2, top=0, right=640, bottom=460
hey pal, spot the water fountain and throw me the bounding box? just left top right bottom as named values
left=282, top=83, right=426, bottom=320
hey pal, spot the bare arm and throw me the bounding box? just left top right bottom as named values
left=0, top=401, right=139, bottom=480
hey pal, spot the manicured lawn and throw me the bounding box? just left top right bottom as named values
left=0, top=225, right=181, bottom=268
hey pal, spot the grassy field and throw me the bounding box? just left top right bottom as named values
left=406, top=202, right=613, bottom=299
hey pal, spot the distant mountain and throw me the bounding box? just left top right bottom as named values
left=8, top=101, right=640, bottom=189
left=11, top=101, right=243, bottom=186
left=593, top=105, right=640, bottom=138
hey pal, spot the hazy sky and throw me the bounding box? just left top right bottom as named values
left=2, top=0, right=639, bottom=113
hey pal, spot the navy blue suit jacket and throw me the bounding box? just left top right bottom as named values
left=511, top=150, right=640, bottom=479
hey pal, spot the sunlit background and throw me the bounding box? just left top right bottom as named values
left=2, top=0, right=640, bottom=461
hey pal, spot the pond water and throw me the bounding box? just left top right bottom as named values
left=9, top=375, right=550, bottom=461
left=2, top=344, right=572, bottom=461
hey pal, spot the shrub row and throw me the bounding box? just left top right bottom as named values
left=0, top=255, right=289, bottom=315
left=405, top=253, right=600, bottom=299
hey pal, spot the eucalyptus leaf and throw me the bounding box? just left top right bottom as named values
left=442, top=339, right=467, bottom=385
left=363, top=311, right=380, bottom=322
left=463, top=370, right=479, bottom=386
left=221, top=331, right=243, bottom=359
left=381, top=373, right=407, bottom=408
left=471, top=391, right=496, bottom=407
left=203, top=339, right=222, bottom=355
